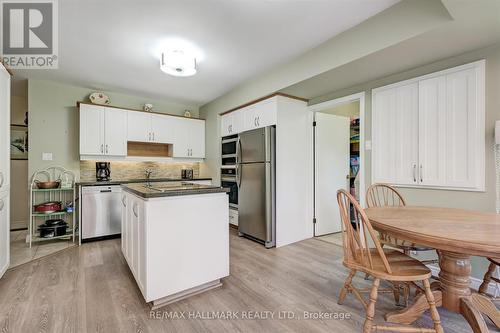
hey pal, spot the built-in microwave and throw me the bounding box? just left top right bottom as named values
left=222, top=135, right=237, bottom=155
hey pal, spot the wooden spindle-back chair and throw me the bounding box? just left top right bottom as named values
left=336, top=189, right=443, bottom=333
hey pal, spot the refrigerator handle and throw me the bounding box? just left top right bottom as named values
left=236, top=136, right=241, bottom=165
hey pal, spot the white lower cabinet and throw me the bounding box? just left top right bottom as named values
left=372, top=60, right=485, bottom=191
left=122, top=192, right=147, bottom=294
left=229, top=208, right=238, bottom=227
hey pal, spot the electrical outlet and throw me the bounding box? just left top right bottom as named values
left=42, top=152, right=53, bottom=161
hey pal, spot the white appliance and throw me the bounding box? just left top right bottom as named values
left=81, top=185, right=122, bottom=240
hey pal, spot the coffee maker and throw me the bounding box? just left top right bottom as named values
left=96, top=162, right=111, bottom=181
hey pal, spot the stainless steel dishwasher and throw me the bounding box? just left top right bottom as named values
left=81, top=185, right=122, bottom=240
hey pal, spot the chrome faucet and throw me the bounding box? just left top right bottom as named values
left=145, top=169, right=153, bottom=181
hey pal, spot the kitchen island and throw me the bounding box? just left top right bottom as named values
left=121, top=182, right=229, bottom=309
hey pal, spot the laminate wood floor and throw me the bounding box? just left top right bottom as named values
left=0, top=229, right=478, bottom=332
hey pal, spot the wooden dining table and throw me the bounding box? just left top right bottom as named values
left=365, top=206, right=500, bottom=333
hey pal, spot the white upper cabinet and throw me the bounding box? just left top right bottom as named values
left=127, top=112, right=151, bottom=142
left=104, top=108, right=128, bottom=156
left=80, top=104, right=105, bottom=155
left=372, top=60, right=485, bottom=191
left=173, top=118, right=205, bottom=158
left=80, top=104, right=127, bottom=157
left=220, top=97, right=278, bottom=136
left=127, top=112, right=176, bottom=144
left=81, top=104, right=205, bottom=160
left=151, top=113, right=175, bottom=144
left=220, top=109, right=243, bottom=137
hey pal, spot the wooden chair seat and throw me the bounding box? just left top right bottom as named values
left=488, top=257, right=500, bottom=266
left=345, top=248, right=432, bottom=282
left=379, top=234, right=434, bottom=252
left=337, top=189, right=443, bottom=333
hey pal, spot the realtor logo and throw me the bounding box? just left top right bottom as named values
left=0, top=0, right=58, bottom=69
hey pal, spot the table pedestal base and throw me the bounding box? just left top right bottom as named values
left=384, top=251, right=499, bottom=333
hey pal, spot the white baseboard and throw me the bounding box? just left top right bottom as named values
left=428, top=265, right=499, bottom=297
left=10, top=219, right=28, bottom=230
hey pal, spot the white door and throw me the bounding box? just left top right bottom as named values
left=104, top=108, right=127, bottom=156
left=79, top=104, right=105, bottom=155
left=189, top=120, right=205, bottom=158
left=0, top=191, right=9, bottom=277
left=418, top=76, right=446, bottom=187
left=315, top=113, right=350, bottom=236
left=151, top=114, right=175, bottom=144
left=127, top=112, right=151, bottom=142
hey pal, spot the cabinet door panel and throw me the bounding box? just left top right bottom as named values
left=0, top=68, right=10, bottom=190
left=243, top=105, right=257, bottom=132
left=395, top=83, right=419, bottom=185
left=0, top=191, right=9, bottom=277
left=80, top=104, right=105, bottom=155
left=418, top=76, right=446, bottom=187
left=121, top=193, right=128, bottom=260
left=445, top=68, right=479, bottom=188
left=221, top=114, right=232, bottom=137
left=127, top=112, right=151, bottom=142
left=253, top=99, right=277, bottom=128
left=189, top=120, right=205, bottom=158
left=372, top=88, right=397, bottom=183
left=104, top=108, right=127, bottom=156
left=151, top=114, right=175, bottom=144
left=173, top=118, right=189, bottom=158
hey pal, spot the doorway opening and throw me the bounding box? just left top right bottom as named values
left=309, top=92, right=365, bottom=243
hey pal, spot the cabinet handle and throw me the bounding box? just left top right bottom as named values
left=420, top=164, right=423, bottom=183
left=257, top=116, right=260, bottom=126
left=122, top=195, right=126, bottom=207
left=132, top=203, right=138, bottom=217
left=101, top=144, right=104, bottom=153
left=0, top=199, right=4, bottom=211
left=148, top=132, right=151, bottom=141
left=105, top=144, right=109, bottom=154
left=413, top=164, right=416, bottom=183
left=254, top=117, right=257, bottom=127
left=0, top=172, right=4, bottom=189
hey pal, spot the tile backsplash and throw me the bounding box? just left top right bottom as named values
left=80, top=160, right=200, bottom=181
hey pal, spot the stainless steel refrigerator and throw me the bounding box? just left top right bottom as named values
left=236, top=126, right=276, bottom=248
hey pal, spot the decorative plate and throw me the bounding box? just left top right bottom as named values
left=89, top=92, right=110, bottom=105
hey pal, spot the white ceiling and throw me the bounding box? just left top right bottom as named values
left=12, top=0, right=400, bottom=106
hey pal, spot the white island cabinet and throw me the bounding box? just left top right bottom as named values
left=121, top=182, right=229, bottom=308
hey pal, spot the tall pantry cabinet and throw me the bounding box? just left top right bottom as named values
left=0, top=63, right=11, bottom=278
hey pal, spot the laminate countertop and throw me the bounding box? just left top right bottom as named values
left=122, top=182, right=229, bottom=199
left=76, top=177, right=212, bottom=186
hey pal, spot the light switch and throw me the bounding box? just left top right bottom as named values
left=42, top=152, right=53, bottom=161
left=365, top=140, right=372, bottom=150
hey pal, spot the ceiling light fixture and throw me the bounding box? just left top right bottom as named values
left=160, top=50, right=197, bottom=77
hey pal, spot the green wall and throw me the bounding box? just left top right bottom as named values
left=28, top=79, right=199, bottom=179
left=309, top=43, right=500, bottom=279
